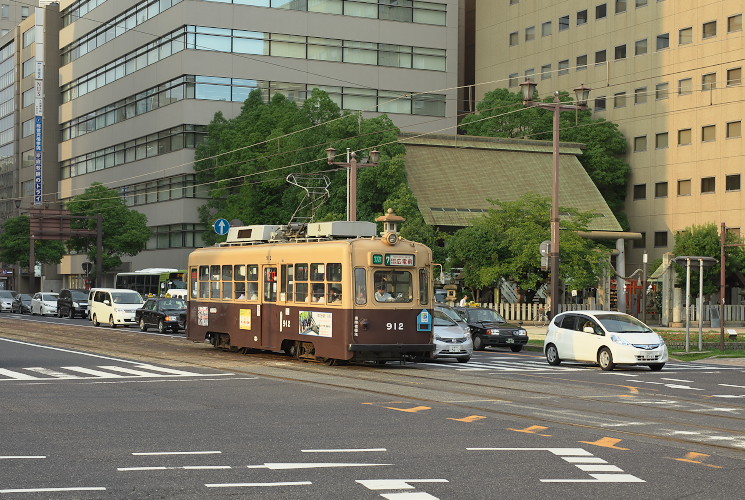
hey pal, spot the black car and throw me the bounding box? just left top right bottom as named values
left=135, top=297, right=187, bottom=334
left=11, top=293, right=32, bottom=314
left=454, top=306, right=529, bottom=352
left=56, top=288, right=90, bottom=318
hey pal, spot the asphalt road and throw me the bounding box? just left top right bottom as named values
left=1, top=313, right=744, bottom=499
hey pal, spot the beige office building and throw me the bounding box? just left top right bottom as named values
left=56, top=0, right=461, bottom=286
left=475, top=0, right=744, bottom=272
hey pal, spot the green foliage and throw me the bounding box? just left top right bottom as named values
left=446, top=193, right=611, bottom=298
left=66, top=183, right=151, bottom=275
left=672, top=223, right=745, bottom=296
left=459, top=88, right=631, bottom=228
left=0, top=216, right=66, bottom=266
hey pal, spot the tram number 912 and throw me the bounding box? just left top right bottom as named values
left=386, top=322, right=405, bottom=331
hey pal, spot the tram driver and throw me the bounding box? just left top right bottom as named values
left=375, top=284, right=393, bottom=302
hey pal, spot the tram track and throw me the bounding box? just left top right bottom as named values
left=3, top=318, right=745, bottom=459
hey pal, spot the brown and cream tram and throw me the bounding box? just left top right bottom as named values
left=186, top=212, right=435, bottom=363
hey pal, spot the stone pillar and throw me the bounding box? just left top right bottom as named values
left=672, top=286, right=683, bottom=326
left=615, top=238, right=626, bottom=313
left=661, top=252, right=673, bottom=326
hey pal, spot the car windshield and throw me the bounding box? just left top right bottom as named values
left=71, top=290, right=88, bottom=300
left=19, top=294, right=32, bottom=301
left=111, top=292, right=143, bottom=304
left=434, top=310, right=456, bottom=326
left=437, top=307, right=463, bottom=323
left=596, top=314, right=653, bottom=333
left=0, top=291, right=13, bottom=299
left=42, top=293, right=58, bottom=301
left=466, top=308, right=505, bottom=323
left=161, top=299, right=187, bottom=310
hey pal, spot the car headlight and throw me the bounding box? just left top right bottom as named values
left=487, top=329, right=498, bottom=335
left=72, top=302, right=79, bottom=307
left=611, top=334, right=630, bottom=346
left=517, top=329, right=527, bottom=336
left=165, top=315, right=175, bottom=322
left=657, top=334, right=666, bottom=345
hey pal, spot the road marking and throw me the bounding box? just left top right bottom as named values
left=62, top=366, right=125, bottom=378
left=246, top=463, right=391, bottom=470
left=0, top=368, right=39, bottom=380
left=132, top=451, right=222, bottom=456
left=671, top=452, right=723, bottom=469
left=119, top=466, right=231, bottom=471
left=661, top=378, right=693, bottom=383
left=578, top=437, right=630, bottom=450
left=542, top=474, right=645, bottom=483
left=575, top=464, right=624, bottom=472
left=562, top=457, right=607, bottom=463
left=381, top=493, right=439, bottom=499
left=206, top=481, right=311, bottom=488
left=0, top=487, right=106, bottom=493
left=0, top=456, right=46, bottom=459
left=357, top=480, right=449, bottom=490
left=383, top=405, right=431, bottom=413
left=508, top=425, right=551, bottom=436
left=719, top=383, right=745, bottom=389
left=711, top=395, right=745, bottom=398
left=302, top=449, right=387, bottom=453
left=448, top=415, right=487, bottom=423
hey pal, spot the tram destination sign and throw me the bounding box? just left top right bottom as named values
left=371, top=253, right=415, bottom=266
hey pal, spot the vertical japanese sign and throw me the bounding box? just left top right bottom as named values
left=33, top=8, right=44, bottom=206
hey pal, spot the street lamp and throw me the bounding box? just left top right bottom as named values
left=520, top=79, right=591, bottom=319
left=326, top=147, right=380, bottom=221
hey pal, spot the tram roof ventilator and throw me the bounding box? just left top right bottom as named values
left=220, top=221, right=377, bottom=246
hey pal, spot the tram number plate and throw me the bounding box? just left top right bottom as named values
left=449, top=345, right=460, bottom=353
left=506, top=338, right=514, bottom=343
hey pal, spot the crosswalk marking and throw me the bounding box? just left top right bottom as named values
left=0, top=365, right=234, bottom=381
left=0, top=368, right=37, bottom=380
left=425, top=357, right=744, bottom=373
left=24, top=367, right=82, bottom=379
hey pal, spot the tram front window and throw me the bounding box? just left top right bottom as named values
left=373, top=270, right=413, bottom=303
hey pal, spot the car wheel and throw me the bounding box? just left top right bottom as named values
left=510, top=345, right=523, bottom=352
left=139, top=318, right=148, bottom=332
left=92, top=314, right=100, bottom=327
left=456, top=356, right=471, bottom=363
left=649, top=363, right=665, bottom=371
left=545, top=344, right=561, bottom=366
left=158, top=319, right=166, bottom=334
left=109, top=315, right=117, bottom=328
left=472, top=335, right=484, bottom=351
left=598, top=347, right=615, bottom=371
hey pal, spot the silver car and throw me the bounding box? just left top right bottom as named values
left=432, top=309, right=473, bottom=363
left=0, top=290, right=15, bottom=312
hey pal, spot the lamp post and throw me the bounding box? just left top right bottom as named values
left=326, top=147, right=380, bottom=221
left=520, top=79, right=591, bottom=319
left=642, top=251, right=648, bottom=324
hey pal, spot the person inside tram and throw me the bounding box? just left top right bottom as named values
left=375, top=284, right=393, bottom=302
left=312, top=284, right=325, bottom=303
left=328, top=286, right=341, bottom=303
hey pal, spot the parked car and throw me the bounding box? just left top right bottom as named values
left=89, top=289, right=144, bottom=328
left=31, top=292, right=59, bottom=316
left=0, top=290, right=16, bottom=312
left=455, top=306, right=529, bottom=352
left=544, top=311, right=668, bottom=371
left=11, top=293, right=32, bottom=314
left=56, top=288, right=90, bottom=318
left=431, top=309, right=473, bottom=363
left=135, top=297, right=187, bottom=334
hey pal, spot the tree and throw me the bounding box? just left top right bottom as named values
left=459, top=88, right=631, bottom=229
left=672, top=223, right=745, bottom=296
left=0, top=216, right=66, bottom=267
left=66, top=183, right=151, bottom=276
left=446, top=193, right=612, bottom=301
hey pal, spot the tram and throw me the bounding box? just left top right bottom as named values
left=186, top=210, right=435, bottom=363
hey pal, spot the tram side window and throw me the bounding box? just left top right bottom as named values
left=295, top=263, right=309, bottom=302
left=210, top=265, right=221, bottom=299
left=247, top=264, right=259, bottom=300
left=355, top=267, right=367, bottom=305
left=199, top=266, right=210, bottom=299
left=190, top=268, right=198, bottom=298
left=374, top=270, right=413, bottom=303
left=222, top=265, right=233, bottom=299
left=281, top=264, right=294, bottom=302
left=419, top=268, right=429, bottom=305
left=234, top=264, right=246, bottom=299
left=312, top=282, right=325, bottom=303
left=310, top=263, right=325, bottom=281
left=264, top=267, right=277, bottom=302
left=327, top=263, right=342, bottom=304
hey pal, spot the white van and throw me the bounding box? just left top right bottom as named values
left=89, top=288, right=144, bottom=328
left=164, top=288, right=187, bottom=300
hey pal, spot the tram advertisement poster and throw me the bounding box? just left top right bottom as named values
left=299, top=311, right=332, bottom=338
left=197, top=306, right=209, bottom=326
left=239, top=309, right=252, bottom=330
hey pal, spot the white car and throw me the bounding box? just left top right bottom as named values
left=31, top=292, right=59, bottom=316
left=431, top=309, right=473, bottom=363
left=544, top=311, right=668, bottom=371
left=0, top=290, right=15, bottom=312
left=89, top=288, right=144, bottom=328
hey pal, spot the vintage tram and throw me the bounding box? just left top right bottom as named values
left=186, top=211, right=435, bottom=363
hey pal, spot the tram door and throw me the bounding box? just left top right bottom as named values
left=261, top=266, right=278, bottom=348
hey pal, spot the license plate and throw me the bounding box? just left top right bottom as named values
left=506, top=338, right=514, bottom=344
left=449, top=345, right=460, bottom=353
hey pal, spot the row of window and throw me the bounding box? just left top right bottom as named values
left=61, top=74, right=446, bottom=142
left=62, top=0, right=447, bottom=29
left=633, top=174, right=741, bottom=201
left=61, top=25, right=446, bottom=104
left=60, top=125, right=207, bottom=179
left=145, top=223, right=206, bottom=250
left=120, top=174, right=210, bottom=208
left=631, top=121, right=742, bottom=153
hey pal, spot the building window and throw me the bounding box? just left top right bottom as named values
left=702, top=73, right=716, bottom=91
left=22, top=118, right=34, bottom=137
left=703, top=20, right=717, bottom=39
left=727, top=121, right=741, bottom=138
left=22, top=28, right=35, bottom=47
left=594, top=96, right=606, bottom=111
left=596, top=3, right=607, bottom=19
left=525, top=68, right=535, bottom=80
left=634, top=135, right=647, bottom=152
left=701, top=177, right=716, bottom=193
left=656, top=33, right=670, bottom=50
left=728, top=14, right=742, bottom=33
left=634, top=87, right=647, bottom=104
left=633, top=232, right=647, bottom=249
left=542, top=21, right=552, bottom=37
left=509, top=32, right=519, bottom=46
left=541, top=64, right=552, bottom=79
left=614, top=92, right=626, bottom=108
left=678, top=78, right=692, bottom=95
left=22, top=58, right=35, bottom=78
left=21, top=6, right=29, bottom=19
left=615, top=0, right=627, bottom=14
left=615, top=44, right=627, bottom=60
left=678, top=128, right=692, bottom=145
left=559, top=15, right=570, bottom=31
left=508, top=73, right=519, bottom=88
left=22, top=89, right=34, bottom=108
left=510, top=0, right=519, bottom=5
left=576, top=54, right=587, bottom=70
left=702, top=125, right=716, bottom=142
left=0, top=4, right=8, bottom=20
left=577, top=9, right=588, bottom=25
left=525, top=26, right=536, bottom=41
left=633, top=184, right=646, bottom=200
left=656, top=132, right=669, bottom=149
left=636, top=0, right=648, bottom=7
left=656, top=82, right=669, bottom=100
left=655, top=182, right=668, bottom=198
left=727, top=67, right=742, bottom=86
left=654, top=231, right=668, bottom=247
left=635, top=38, right=647, bottom=55
left=679, top=27, right=693, bottom=44
left=726, top=174, right=741, bottom=191
left=558, top=59, right=569, bottom=75
left=678, top=179, right=691, bottom=196
left=595, top=49, right=607, bottom=64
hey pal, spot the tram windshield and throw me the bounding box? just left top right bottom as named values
left=373, top=270, right=413, bottom=303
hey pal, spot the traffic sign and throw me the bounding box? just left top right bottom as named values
left=214, top=218, right=230, bottom=235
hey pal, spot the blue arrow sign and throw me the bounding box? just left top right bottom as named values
left=214, top=218, right=230, bottom=235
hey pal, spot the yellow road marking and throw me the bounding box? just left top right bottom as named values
left=671, top=452, right=723, bottom=468
left=448, top=415, right=487, bottom=423
left=579, top=437, right=630, bottom=450
left=508, top=425, right=552, bottom=436
left=383, top=405, right=431, bottom=413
